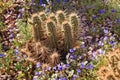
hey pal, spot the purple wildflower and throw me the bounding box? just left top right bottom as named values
left=116, top=19, right=120, bottom=24
left=33, top=76, right=38, bottom=80
left=86, top=64, right=94, bottom=69
left=111, top=9, right=116, bottom=13
left=92, top=51, right=97, bottom=58
left=99, top=9, right=106, bottom=14
left=35, top=72, right=39, bottom=76
left=59, top=77, right=67, bottom=80
left=18, top=8, right=24, bottom=12
left=69, top=48, right=76, bottom=53
left=17, top=14, right=22, bottom=19
left=14, top=49, right=19, bottom=54
left=57, top=0, right=60, bottom=3
left=66, top=53, right=70, bottom=59
left=36, top=62, right=41, bottom=68
left=109, top=40, right=115, bottom=45
left=77, top=69, right=81, bottom=73
left=102, top=0, right=104, bottom=2
left=39, top=0, right=43, bottom=5
left=70, top=54, right=76, bottom=59
left=98, top=41, right=104, bottom=46
left=45, top=8, right=50, bottom=13
left=80, top=62, right=85, bottom=68
left=81, top=44, right=85, bottom=48
left=98, top=49, right=105, bottom=54
left=0, top=54, right=5, bottom=58
left=93, top=15, right=97, bottom=19
left=63, top=0, right=69, bottom=2
left=57, top=64, right=62, bottom=71
left=9, top=33, right=14, bottom=38
left=103, top=36, right=108, bottom=41
left=55, top=77, right=59, bottom=80
left=72, top=74, right=77, bottom=78
left=103, top=29, right=108, bottom=34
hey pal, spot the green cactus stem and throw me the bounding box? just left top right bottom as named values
left=32, top=15, right=44, bottom=42
left=56, top=10, right=66, bottom=26
left=49, top=13, right=57, bottom=24
left=46, top=20, right=58, bottom=49
left=62, top=21, right=73, bottom=52
left=39, top=12, right=46, bottom=21
left=69, top=13, right=79, bottom=41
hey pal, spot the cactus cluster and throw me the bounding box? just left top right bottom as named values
left=23, top=10, right=80, bottom=66
left=31, top=10, right=79, bottom=52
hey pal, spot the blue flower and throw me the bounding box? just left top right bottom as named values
left=98, top=49, right=105, bottom=54
left=111, top=9, right=116, bottom=13
left=77, top=69, right=81, bottom=73
left=103, top=36, right=108, bottom=41
left=99, top=9, right=106, bottom=14
left=63, top=0, right=69, bottom=2
left=98, top=41, right=104, bottom=46
left=86, top=64, right=94, bottom=69
left=18, top=8, right=24, bottom=12
left=46, top=67, right=51, bottom=71
left=57, top=64, right=62, bottom=71
left=57, top=0, right=61, bottom=3
left=116, top=19, right=120, bottom=24
left=45, top=8, right=50, bottom=13
left=14, top=49, right=19, bottom=54
left=81, top=44, right=85, bottom=48
left=9, top=33, right=14, bottom=38
left=69, top=48, right=76, bottom=53
left=92, top=51, right=97, bottom=58
left=66, top=53, right=70, bottom=59
left=39, top=0, right=43, bottom=5
left=66, top=63, right=70, bottom=67
left=0, top=54, right=5, bottom=58
left=80, top=62, right=85, bottom=68
left=59, top=77, right=67, bottom=80
left=55, top=77, right=59, bottom=80
left=109, top=40, right=115, bottom=45
left=36, top=62, right=41, bottom=68
left=33, top=76, right=38, bottom=80
left=17, top=14, right=22, bottom=19
left=103, top=29, right=108, bottom=34
left=73, top=74, right=77, bottom=80
left=93, top=15, right=97, bottom=19
left=35, top=72, right=39, bottom=76
left=70, top=54, right=76, bottom=59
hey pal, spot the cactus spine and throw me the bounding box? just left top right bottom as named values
left=28, top=10, right=80, bottom=66
left=46, top=20, right=58, bottom=49
left=39, top=12, right=46, bottom=21
left=62, top=21, right=73, bottom=52
left=56, top=10, right=66, bottom=27
left=32, top=15, right=44, bottom=42
left=49, top=13, right=57, bottom=25
left=69, top=13, right=79, bottom=41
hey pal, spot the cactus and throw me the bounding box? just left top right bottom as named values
left=62, top=21, right=73, bottom=52
left=26, top=10, right=80, bottom=66
left=39, top=12, right=47, bottom=21
left=69, top=13, right=79, bottom=41
left=46, top=20, right=58, bottom=49
left=32, top=14, right=44, bottom=42
left=31, top=10, right=79, bottom=53
left=49, top=51, right=60, bottom=67
left=56, top=10, right=66, bottom=27
left=49, top=13, right=57, bottom=25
